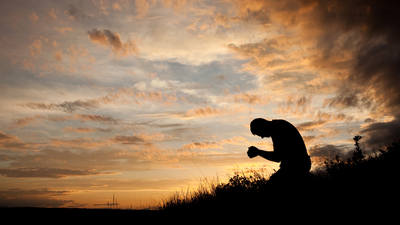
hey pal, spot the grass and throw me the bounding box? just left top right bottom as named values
left=159, top=136, right=400, bottom=217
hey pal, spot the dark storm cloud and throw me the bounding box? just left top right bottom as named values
left=312, top=0, right=400, bottom=145
left=228, top=0, right=400, bottom=145
left=307, top=0, right=400, bottom=115
left=360, top=114, right=400, bottom=146
left=308, top=143, right=350, bottom=167
left=309, top=144, right=346, bottom=158
left=230, top=0, right=400, bottom=113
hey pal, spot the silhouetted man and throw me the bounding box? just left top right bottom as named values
left=247, top=118, right=311, bottom=181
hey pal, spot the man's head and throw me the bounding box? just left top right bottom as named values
left=250, top=118, right=271, bottom=138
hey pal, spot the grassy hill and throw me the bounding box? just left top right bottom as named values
left=160, top=136, right=400, bottom=219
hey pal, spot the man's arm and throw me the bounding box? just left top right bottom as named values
left=247, top=146, right=280, bottom=162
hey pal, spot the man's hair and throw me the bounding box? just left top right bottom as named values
left=250, top=118, right=268, bottom=135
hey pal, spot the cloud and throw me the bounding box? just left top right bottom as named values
left=50, top=137, right=111, bottom=149
left=112, top=135, right=145, bottom=145
left=0, top=131, right=30, bottom=150
left=228, top=93, right=271, bottom=105
left=92, top=0, right=110, bottom=15
left=65, top=4, right=95, bottom=20
left=10, top=115, right=46, bottom=128
left=186, top=106, right=229, bottom=118
left=219, top=136, right=250, bottom=146
left=360, top=115, right=400, bottom=146
left=161, top=0, right=190, bottom=13
left=10, top=114, right=118, bottom=128
left=28, top=39, right=42, bottom=57
left=67, top=43, right=91, bottom=64
left=135, top=0, right=155, bottom=18
left=275, top=95, right=314, bottom=118
left=180, top=136, right=249, bottom=151
left=0, top=167, right=114, bottom=178
left=225, top=0, right=400, bottom=121
left=226, top=35, right=302, bottom=79
left=54, top=50, right=63, bottom=61
left=112, top=132, right=166, bottom=146
left=71, top=114, right=118, bottom=123
left=308, top=144, right=349, bottom=167
left=54, top=27, right=73, bottom=33
left=17, top=85, right=181, bottom=113
left=29, top=12, right=38, bottom=23
left=47, top=8, right=57, bottom=19
left=304, top=1, right=400, bottom=115
left=62, top=126, right=112, bottom=133
left=296, top=120, right=328, bottom=132
left=181, top=141, right=222, bottom=151
left=0, top=188, right=77, bottom=208
left=17, top=88, right=130, bottom=113
left=112, top=2, right=122, bottom=11
left=88, top=29, right=140, bottom=57
left=18, top=99, right=100, bottom=113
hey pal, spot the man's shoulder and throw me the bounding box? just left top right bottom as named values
left=272, top=119, right=297, bottom=131
left=272, top=119, right=290, bottom=125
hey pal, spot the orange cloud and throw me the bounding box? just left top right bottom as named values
left=50, top=137, right=110, bottom=149
left=92, top=0, right=110, bottom=15
left=0, top=131, right=30, bottom=150
left=47, top=8, right=58, bottom=19
left=62, top=126, right=111, bottom=133
left=10, top=114, right=118, bottom=129
left=18, top=99, right=100, bottom=113
left=67, top=44, right=90, bottom=64
left=87, top=29, right=140, bottom=57
left=162, top=0, right=189, bottom=13
left=18, top=86, right=181, bottom=113
left=274, top=95, right=314, bottom=118
left=135, top=0, right=156, bottom=18
left=181, top=141, right=222, bottom=151
left=219, top=136, right=250, bottom=146
left=54, top=50, right=63, bottom=61
left=228, top=93, right=271, bottom=105
left=186, top=106, right=229, bottom=118
left=28, top=39, right=42, bottom=57
left=112, top=132, right=167, bottom=146
left=112, top=2, right=122, bottom=11
left=29, top=12, right=39, bottom=23
left=181, top=136, right=250, bottom=151
left=296, top=120, right=328, bottom=132
left=10, top=115, right=45, bottom=128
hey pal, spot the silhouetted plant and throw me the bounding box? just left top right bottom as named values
left=352, top=135, right=365, bottom=162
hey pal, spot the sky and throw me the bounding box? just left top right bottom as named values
left=1, top=0, right=400, bottom=209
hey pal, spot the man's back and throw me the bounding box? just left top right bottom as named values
left=270, top=120, right=308, bottom=163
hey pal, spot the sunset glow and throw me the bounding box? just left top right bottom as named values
left=1, top=0, right=399, bottom=209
